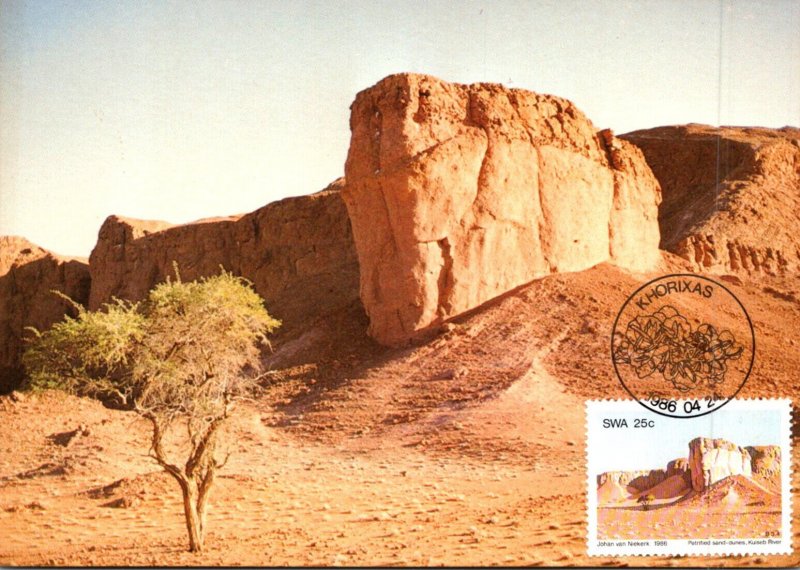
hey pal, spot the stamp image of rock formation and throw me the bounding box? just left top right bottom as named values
left=596, top=435, right=783, bottom=541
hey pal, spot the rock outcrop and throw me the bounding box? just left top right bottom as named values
left=88, top=180, right=360, bottom=328
left=622, top=125, right=800, bottom=275
left=0, top=237, right=91, bottom=392
left=665, top=457, right=692, bottom=485
left=746, top=445, right=782, bottom=477
left=596, top=469, right=667, bottom=492
left=597, top=437, right=780, bottom=503
left=688, top=437, right=752, bottom=492
left=343, top=73, right=661, bottom=346
left=597, top=457, right=691, bottom=499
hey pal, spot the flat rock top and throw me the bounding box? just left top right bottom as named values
left=689, top=437, right=748, bottom=452
left=100, top=180, right=348, bottom=243
left=0, top=236, right=86, bottom=275
left=625, top=123, right=800, bottom=144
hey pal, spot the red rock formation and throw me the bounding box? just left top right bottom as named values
left=746, top=445, right=782, bottom=477
left=597, top=461, right=692, bottom=498
left=688, top=437, right=752, bottom=492
left=88, top=180, right=360, bottom=328
left=622, top=125, right=800, bottom=275
left=343, top=73, right=661, bottom=346
left=597, top=436, right=776, bottom=500
left=0, top=236, right=90, bottom=392
left=665, top=457, right=692, bottom=485
left=596, top=469, right=668, bottom=492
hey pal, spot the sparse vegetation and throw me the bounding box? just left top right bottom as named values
left=637, top=493, right=656, bottom=511
left=23, top=267, right=280, bottom=552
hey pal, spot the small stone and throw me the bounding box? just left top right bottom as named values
left=9, top=391, right=26, bottom=403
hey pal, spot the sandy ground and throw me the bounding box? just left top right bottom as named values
left=1, top=259, right=798, bottom=566
left=598, top=506, right=781, bottom=542
left=598, top=474, right=783, bottom=541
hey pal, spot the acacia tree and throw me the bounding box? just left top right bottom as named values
left=637, top=493, right=656, bottom=511
left=23, top=269, right=280, bottom=552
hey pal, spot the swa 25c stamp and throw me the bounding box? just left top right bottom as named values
left=586, top=399, right=792, bottom=556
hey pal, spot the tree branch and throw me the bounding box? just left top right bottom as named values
left=185, top=416, right=225, bottom=478
left=214, top=451, right=232, bottom=470
left=144, top=412, right=186, bottom=484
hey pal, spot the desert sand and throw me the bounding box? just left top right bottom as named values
left=598, top=456, right=782, bottom=541
left=1, top=259, right=798, bottom=567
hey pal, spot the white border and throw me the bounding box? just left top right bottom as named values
left=586, top=399, right=792, bottom=556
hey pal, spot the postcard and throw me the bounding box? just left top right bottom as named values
left=1, top=1, right=798, bottom=567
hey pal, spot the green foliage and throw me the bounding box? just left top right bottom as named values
left=637, top=493, right=656, bottom=511
left=23, top=298, right=144, bottom=400
left=24, top=270, right=280, bottom=410
left=23, top=268, right=280, bottom=552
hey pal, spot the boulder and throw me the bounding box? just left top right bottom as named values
left=688, top=437, right=752, bottom=492
left=88, top=180, right=360, bottom=329
left=343, top=73, right=661, bottom=346
left=622, top=125, right=800, bottom=275
left=0, top=236, right=90, bottom=392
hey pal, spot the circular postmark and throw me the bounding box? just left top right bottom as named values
left=611, top=274, right=755, bottom=418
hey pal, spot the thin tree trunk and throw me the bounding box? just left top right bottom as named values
left=146, top=414, right=205, bottom=552
left=181, top=478, right=204, bottom=552
left=197, top=468, right=216, bottom=538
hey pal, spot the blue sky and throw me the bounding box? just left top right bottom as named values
left=589, top=403, right=786, bottom=473
left=1, top=0, right=799, bottom=257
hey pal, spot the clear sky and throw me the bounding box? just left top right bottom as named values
left=1, top=0, right=798, bottom=257
left=589, top=401, right=787, bottom=473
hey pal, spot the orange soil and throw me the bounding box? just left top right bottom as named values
left=1, top=257, right=798, bottom=566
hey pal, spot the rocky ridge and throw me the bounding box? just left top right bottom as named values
left=622, top=124, right=800, bottom=275
left=596, top=469, right=668, bottom=493
left=746, top=445, right=782, bottom=477
left=597, top=436, right=781, bottom=503
left=0, top=236, right=90, bottom=392
left=596, top=455, right=692, bottom=490
left=0, top=182, right=359, bottom=393
left=4, top=75, right=799, bottom=384
left=88, top=180, right=360, bottom=327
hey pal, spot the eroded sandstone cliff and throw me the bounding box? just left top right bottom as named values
left=0, top=236, right=90, bottom=392
left=343, top=73, right=661, bottom=346
left=596, top=469, right=668, bottom=492
left=597, top=436, right=779, bottom=503
left=88, top=180, right=360, bottom=328
left=622, top=124, right=800, bottom=275
left=746, top=445, right=782, bottom=477
left=687, top=437, right=752, bottom=492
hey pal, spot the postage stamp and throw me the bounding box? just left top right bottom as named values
left=586, top=399, right=792, bottom=556
left=611, top=274, right=755, bottom=418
